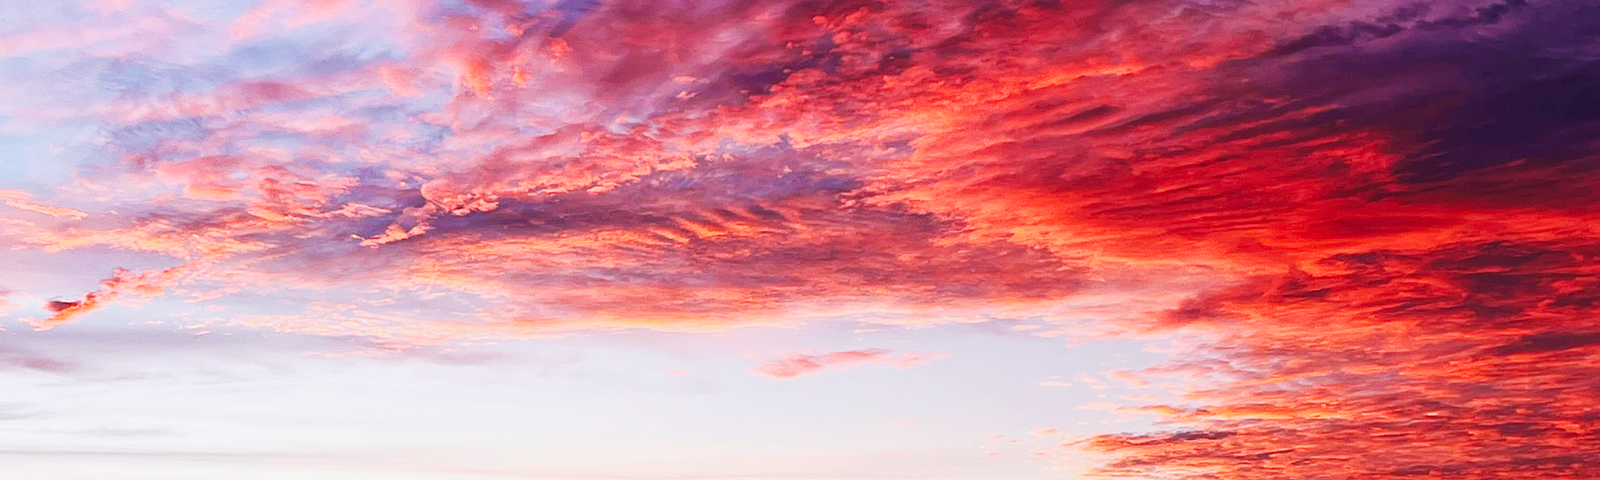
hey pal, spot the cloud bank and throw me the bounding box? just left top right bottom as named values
left=2, top=0, right=1596, bottom=477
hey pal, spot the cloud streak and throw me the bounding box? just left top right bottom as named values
left=749, top=349, right=946, bottom=379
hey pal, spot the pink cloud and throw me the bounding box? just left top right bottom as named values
left=30, top=266, right=189, bottom=331
left=0, top=190, right=87, bottom=220
left=749, top=349, right=947, bottom=380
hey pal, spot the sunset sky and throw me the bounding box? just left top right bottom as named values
left=1, top=0, right=1597, bottom=478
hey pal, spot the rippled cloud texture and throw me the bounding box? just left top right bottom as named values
left=2, top=0, right=1597, bottom=478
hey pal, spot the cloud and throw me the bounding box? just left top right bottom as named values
left=748, top=349, right=946, bottom=380
left=2, top=0, right=1598, bottom=477
left=0, top=346, right=80, bottom=374
left=0, top=190, right=87, bottom=220
left=31, top=266, right=189, bottom=331
left=1084, top=240, right=1600, bottom=478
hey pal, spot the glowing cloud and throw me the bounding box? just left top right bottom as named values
left=2, top=0, right=1596, bottom=477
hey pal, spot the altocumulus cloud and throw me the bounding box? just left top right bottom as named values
left=0, top=0, right=1596, bottom=477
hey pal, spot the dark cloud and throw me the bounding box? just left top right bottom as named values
left=1488, top=331, right=1600, bottom=356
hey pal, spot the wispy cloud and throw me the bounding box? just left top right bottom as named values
left=749, top=349, right=946, bottom=379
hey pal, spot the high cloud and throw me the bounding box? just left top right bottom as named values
left=2, top=0, right=1597, bottom=477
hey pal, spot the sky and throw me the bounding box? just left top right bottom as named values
left=0, top=0, right=1597, bottom=479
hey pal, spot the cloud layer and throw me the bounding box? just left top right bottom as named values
left=2, top=0, right=1597, bottom=477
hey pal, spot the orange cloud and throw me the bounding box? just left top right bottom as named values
left=30, top=266, right=189, bottom=331
left=0, top=190, right=87, bottom=220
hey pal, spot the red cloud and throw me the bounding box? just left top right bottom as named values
left=6, top=0, right=1599, bottom=477
left=1081, top=240, right=1600, bottom=478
